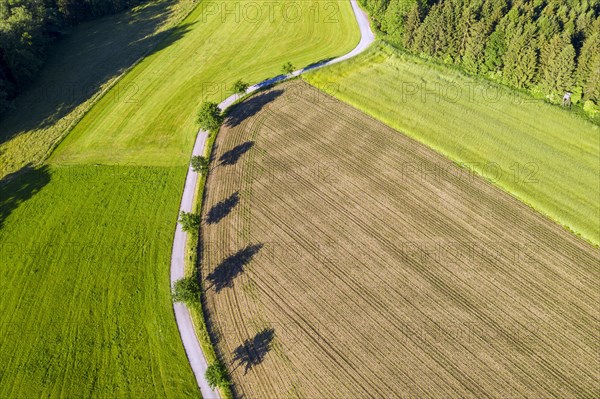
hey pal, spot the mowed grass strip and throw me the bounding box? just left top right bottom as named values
left=304, top=43, right=600, bottom=245
left=200, top=81, right=599, bottom=398
left=0, top=165, right=197, bottom=397
left=50, top=0, right=360, bottom=166
left=0, top=0, right=198, bottom=179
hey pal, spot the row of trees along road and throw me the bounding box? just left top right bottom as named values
left=360, top=0, right=600, bottom=110
left=0, top=0, right=147, bottom=115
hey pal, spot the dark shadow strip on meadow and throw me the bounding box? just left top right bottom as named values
left=0, top=165, right=51, bottom=229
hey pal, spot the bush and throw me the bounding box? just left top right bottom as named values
left=205, top=361, right=231, bottom=389
left=191, top=155, right=209, bottom=173
left=172, top=276, right=201, bottom=305
left=178, top=211, right=201, bottom=233
left=282, top=61, right=295, bottom=75
left=197, top=101, right=223, bottom=131
left=583, top=100, right=599, bottom=118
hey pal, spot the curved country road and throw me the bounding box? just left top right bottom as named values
left=170, top=1, right=375, bottom=397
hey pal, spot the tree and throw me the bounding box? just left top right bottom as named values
left=205, top=361, right=230, bottom=389
left=482, top=30, right=506, bottom=74
left=539, top=35, right=575, bottom=95
left=461, top=21, right=488, bottom=74
left=581, top=53, right=600, bottom=103
left=402, top=3, right=421, bottom=50
left=172, top=276, right=200, bottom=305
left=178, top=211, right=201, bottom=233
left=382, top=0, right=424, bottom=46
left=191, top=155, right=209, bottom=173
left=197, top=101, right=223, bottom=131
left=577, top=32, right=600, bottom=102
left=281, top=61, right=295, bottom=75
left=232, top=79, right=249, bottom=95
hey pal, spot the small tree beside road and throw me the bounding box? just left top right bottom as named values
left=171, top=276, right=200, bottom=305
left=191, top=155, right=209, bottom=173
left=232, top=79, right=249, bottom=96
left=282, top=61, right=294, bottom=75
left=197, top=101, right=223, bottom=131
left=178, top=211, right=201, bottom=233
left=205, top=361, right=231, bottom=389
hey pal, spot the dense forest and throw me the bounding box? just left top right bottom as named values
left=360, top=0, right=600, bottom=111
left=0, top=0, right=145, bottom=114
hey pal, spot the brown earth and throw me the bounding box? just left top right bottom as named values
left=200, top=80, right=599, bottom=399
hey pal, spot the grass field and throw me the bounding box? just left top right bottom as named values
left=0, top=165, right=198, bottom=397
left=304, top=43, right=600, bottom=246
left=0, top=1, right=360, bottom=396
left=50, top=0, right=359, bottom=166
left=200, top=81, right=599, bottom=398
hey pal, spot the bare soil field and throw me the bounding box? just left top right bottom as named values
left=200, top=81, right=599, bottom=398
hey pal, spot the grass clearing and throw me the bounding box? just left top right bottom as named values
left=200, top=81, right=599, bottom=398
left=304, top=43, right=600, bottom=245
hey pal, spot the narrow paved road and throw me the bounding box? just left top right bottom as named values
left=170, top=1, right=374, bottom=397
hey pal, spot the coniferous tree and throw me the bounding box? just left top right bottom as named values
left=402, top=3, right=422, bottom=50
left=461, top=21, right=487, bottom=74
left=577, top=31, right=600, bottom=101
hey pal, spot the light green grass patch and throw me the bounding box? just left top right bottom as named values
left=51, top=0, right=360, bottom=166
left=304, top=43, right=600, bottom=245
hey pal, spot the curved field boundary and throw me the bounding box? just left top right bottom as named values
left=169, top=1, right=374, bottom=397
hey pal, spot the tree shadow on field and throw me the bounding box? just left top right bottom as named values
left=232, top=328, right=275, bottom=375
left=0, top=0, right=194, bottom=145
left=218, top=141, right=255, bottom=166
left=0, top=165, right=51, bottom=229
left=301, top=57, right=335, bottom=73
left=206, top=191, right=239, bottom=224
left=206, top=244, right=263, bottom=292
left=224, top=89, right=283, bottom=127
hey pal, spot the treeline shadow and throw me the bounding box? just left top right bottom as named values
left=206, top=191, right=239, bottom=224
left=0, top=165, right=51, bottom=229
left=0, top=0, right=194, bottom=145
left=232, top=328, right=275, bottom=375
left=206, top=244, right=263, bottom=292
left=218, top=141, right=255, bottom=166
left=224, top=89, right=283, bottom=128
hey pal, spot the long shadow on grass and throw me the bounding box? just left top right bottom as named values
left=206, top=244, right=263, bottom=292
left=301, top=57, right=335, bottom=72
left=218, top=141, right=254, bottom=166
left=0, top=165, right=51, bottom=229
left=224, top=89, right=283, bottom=127
left=206, top=191, right=239, bottom=224
left=0, top=1, right=194, bottom=145
left=232, top=328, right=275, bottom=375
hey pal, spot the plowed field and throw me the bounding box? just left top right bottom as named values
left=200, top=81, right=599, bottom=398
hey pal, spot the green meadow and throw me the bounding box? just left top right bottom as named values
left=0, top=0, right=359, bottom=396
left=305, top=43, right=600, bottom=245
